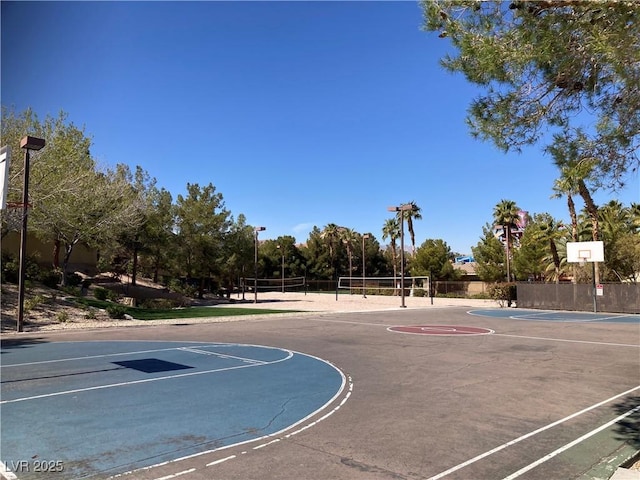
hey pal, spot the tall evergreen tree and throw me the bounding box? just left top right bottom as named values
left=472, top=224, right=507, bottom=283
left=422, top=1, right=640, bottom=188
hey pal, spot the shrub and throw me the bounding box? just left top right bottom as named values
left=139, top=298, right=180, bottom=309
left=1, top=253, right=40, bottom=284
left=169, top=279, right=198, bottom=298
left=40, top=269, right=62, bottom=289
left=61, top=286, right=81, bottom=297
left=65, top=272, right=83, bottom=287
left=93, top=286, right=119, bottom=302
left=106, top=304, right=127, bottom=319
left=94, top=287, right=109, bottom=301
left=24, top=294, right=46, bottom=312
left=106, top=289, right=119, bottom=301
left=488, top=283, right=517, bottom=307
left=84, top=308, right=97, bottom=320
left=1, top=253, right=18, bottom=283
left=56, top=311, right=70, bottom=323
left=470, top=292, right=491, bottom=300
left=413, top=288, right=425, bottom=297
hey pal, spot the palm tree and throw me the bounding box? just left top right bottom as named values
left=320, top=223, right=341, bottom=281
left=629, top=203, right=640, bottom=234
left=339, top=228, right=357, bottom=293
left=552, top=170, right=579, bottom=243
left=534, top=214, right=566, bottom=283
left=382, top=218, right=400, bottom=291
left=493, top=199, right=520, bottom=282
left=401, top=201, right=422, bottom=256
left=598, top=201, right=628, bottom=242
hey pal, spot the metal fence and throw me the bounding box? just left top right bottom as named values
left=516, top=282, right=639, bottom=314
left=304, top=279, right=490, bottom=297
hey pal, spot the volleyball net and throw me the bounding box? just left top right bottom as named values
left=337, top=275, right=430, bottom=295
left=243, top=276, right=307, bottom=292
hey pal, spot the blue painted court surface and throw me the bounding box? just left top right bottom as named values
left=469, top=308, right=640, bottom=323
left=1, top=341, right=345, bottom=479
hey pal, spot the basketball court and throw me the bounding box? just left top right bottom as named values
left=1, top=303, right=638, bottom=480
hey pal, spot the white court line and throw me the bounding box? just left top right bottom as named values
left=502, top=405, right=640, bottom=479
left=425, top=384, right=640, bottom=480
left=205, top=455, right=236, bottom=467
left=468, top=310, right=637, bottom=323
left=154, top=468, right=196, bottom=480
left=511, top=312, right=637, bottom=323
left=494, top=333, right=640, bottom=348
left=0, top=345, right=222, bottom=368
left=511, top=311, right=559, bottom=319
left=0, top=351, right=293, bottom=405
left=112, top=365, right=350, bottom=479
left=574, top=314, right=638, bottom=322
left=178, top=347, right=267, bottom=364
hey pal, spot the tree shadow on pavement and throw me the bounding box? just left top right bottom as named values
left=612, top=395, right=640, bottom=449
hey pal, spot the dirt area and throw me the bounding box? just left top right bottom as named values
left=1, top=274, right=194, bottom=332
left=1, top=281, right=116, bottom=332
left=1, top=275, right=497, bottom=333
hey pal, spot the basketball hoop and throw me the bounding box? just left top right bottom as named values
left=566, top=241, right=604, bottom=264
left=566, top=241, right=603, bottom=314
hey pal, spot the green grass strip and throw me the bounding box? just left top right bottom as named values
left=74, top=297, right=301, bottom=320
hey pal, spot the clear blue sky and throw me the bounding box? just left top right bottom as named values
left=2, top=1, right=637, bottom=255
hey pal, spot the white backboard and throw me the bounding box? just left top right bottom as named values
left=566, top=241, right=605, bottom=263
left=0, top=145, right=11, bottom=210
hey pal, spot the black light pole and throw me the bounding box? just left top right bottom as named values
left=429, top=268, right=434, bottom=305
left=241, top=265, right=245, bottom=300
left=399, top=213, right=406, bottom=308
left=17, top=136, right=46, bottom=332
left=254, top=226, right=266, bottom=303
left=362, top=233, right=369, bottom=298
left=388, top=204, right=415, bottom=308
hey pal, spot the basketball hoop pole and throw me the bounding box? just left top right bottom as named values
left=568, top=242, right=604, bottom=314
left=581, top=256, right=597, bottom=313
left=17, top=136, right=46, bottom=332
left=591, top=261, right=597, bottom=313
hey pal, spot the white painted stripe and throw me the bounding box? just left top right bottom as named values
left=495, top=333, right=640, bottom=348
left=178, top=347, right=266, bottom=364
left=110, top=361, right=351, bottom=479
left=510, top=312, right=636, bottom=323
left=1, top=351, right=294, bottom=404
left=577, top=314, right=636, bottom=322
left=468, top=309, right=638, bottom=323
left=502, top=405, right=640, bottom=479
left=425, top=385, right=640, bottom=480
left=0, top=461, right=18, bottom=480
left=205, top=455, right=236, bottom=467
left=0, top=345, right=219, bottom=368
left=387, top=326, right=495, bottom=336
left=153, top=468, right=196, bottom=480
